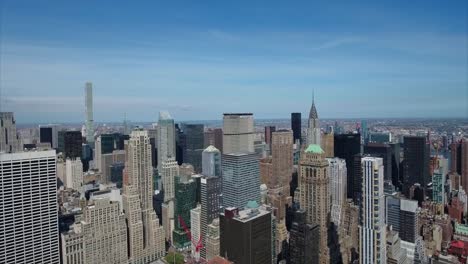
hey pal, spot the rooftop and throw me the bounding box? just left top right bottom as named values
left=304, top=144, right=324, bottom=154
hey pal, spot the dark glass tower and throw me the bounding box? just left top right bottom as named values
left=39, top=127, right=53, bottom=147
left=58, top=131, right=83, bottom=159
left=291, top=113, right=302, bottom=144
left=364, top=143, right=392, bottom=183
left=220, top=207, right=272, bottom=264
left=183, top=124, right=204, bottom=173
left=403, top=136, right=430, bottom=194
left=334, top=133, right=361, bottom=201
left=289, top=209, right=319, bottom=264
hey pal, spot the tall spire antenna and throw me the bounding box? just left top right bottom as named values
left=312, top=89, right=315, bottom=104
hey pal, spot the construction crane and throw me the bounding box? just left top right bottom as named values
left=178, top=215, right=203, bottom=262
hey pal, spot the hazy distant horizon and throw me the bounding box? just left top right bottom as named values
left=1, top=1, right=466, bottom=123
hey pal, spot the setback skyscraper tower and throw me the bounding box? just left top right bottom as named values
left=85, top=82, right=94, bottom=146
left=298, top=144, right=330, bottom=264
left=123, top=129, right=165, bottom=263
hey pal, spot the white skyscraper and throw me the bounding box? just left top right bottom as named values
left=0, top=150, right=59, bottom=264
left=359, top=157, right=387, bottom=264
left=157, top=111, right=176, bottom=170
left=202, top=145, right=221, bottom=177
left=327, top=157, right=347, bottom=226
left=65, top=158, right=83, bottom=191
left=123, top=129, right=165, bottom=263
left=222, top=113, right=254, bottom=154
left=190, top=205, right=201, bottom=259
left=307, top=95, right=321, bottom=146
left=85, top=82, right=94, bottom=146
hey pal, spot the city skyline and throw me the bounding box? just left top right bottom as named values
left=0, top=1, right=466, bottom=123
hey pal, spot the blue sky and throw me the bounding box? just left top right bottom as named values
left=0, top=1, right=467, bottom=123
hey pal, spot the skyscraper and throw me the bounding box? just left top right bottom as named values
left=264, top=126, right=276, bottom=147
left=461, top=140, right=468, bottom=194
left=298, top=144, right=330, bottom=263
left=220, top=206, right=272, bottom=264
left=0, top=150, right=59, bottom=264
left=364, top=143, right=392, bottom=183
left=190, top=205, right=201, bottom=258
left=327, top=158, right=347, bottom=226
left=291, top=112, right=302, bottom=144
left=202, top=145, right=221, bottom=177
left=161, top=157, right=179, bottom=240
left=306, top=97, right=321, bottom=146
left=82, top=198, right=128, bottom=264
left=0, top=112, right=21, bottom=153
left=172, top=175, right=197, bottom=249
left=85, top=82, right=94, bottom=146
left=399, top=199, right=419, bottom=244
left=204, top=128, right=223, bottom=152
left=65, top=158, right=83, bottom=191
left=122, top=129, right=165, bottom=263
left=183, top=124, right=205, bottom=173
left=321, top=132, right=334, bottom=158
left=157, top=111, right=176, bottom=170
left=205, top=219, right=220, bottom=261
left=39, top=124, right=59, bottom=149
left=222, top=153, right=260, bottom=209
left=200, top=176, right=222, bottom=259
left=271, top=130, right=294, bottom=193
left=58, top=131, right=83, bottom=158
left=359, top=157, right=386, bottom=264
left=403, top=136, right=430, bottom=194
left=334, top=133, right=361, bottom=201
left=289, top=209, right=320, bottom=264
left=222, top=113, right=254, bottom=154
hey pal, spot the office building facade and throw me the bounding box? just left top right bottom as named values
left=403, top=136, right=430, bottom=194
left=200, top=176, right=222, bottom=258
left=289, top=209, right=320, bottom=264
left=222, top=113, right=254, bottom=154
left=359, top=157, right=386, bottom=264
left=220, top=206, right=272, bottom=264
left=0, top=150, right=59, bottom=264
left=222, top=153, right=260, bottom=209
left=58, top=131, right=83, bottom=159
left=307, top=98, right=321, bottom=146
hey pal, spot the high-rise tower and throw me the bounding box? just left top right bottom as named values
left=222, top=113, right=254, bottom=154
left=0, top=112, right=21, bottom=153
left=307, top=94, right=321, bottom=146
left=359, top=157, right=386, bottom=264
left=1, top=150, right=59, bottom=264
left=123, top=129, right=165, bottom=263
left=85, top=82, right=94, bottom=146
left=298, top=144, right=330, bottom=264
left=157, top=111, right=176, bottom=170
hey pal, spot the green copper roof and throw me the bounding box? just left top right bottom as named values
left=246, top=201, right=259, bottom=209
left=305, top=144, right=324, bottom=154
